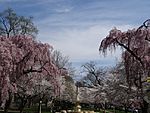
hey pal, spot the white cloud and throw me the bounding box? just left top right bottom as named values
left=37, top=23, right=134, bottom=63
left=54, top=5, right=73, bottom=13
left=0, top=0, right=143, bottom=69
left=55, top=8, right=71, bottom=13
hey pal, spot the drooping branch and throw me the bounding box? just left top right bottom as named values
left=99, top=20, right=150, bottom=93
left=143, top=19, right=150, bottom=28
left=137, top=19, right=150, bottom=42
left=116, top=39, right=144, bottom=68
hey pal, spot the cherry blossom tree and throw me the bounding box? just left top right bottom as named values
left=60, top=76, right=76, bottom=102
left=0, top=35, right=61, bottom=113
left=51, top=50, right=75, bottom=100
left=99, top=20, right=150, bottom=113
left=105, top=62, right=138, bottom=113
left=15, top=75, right=36, bottom=113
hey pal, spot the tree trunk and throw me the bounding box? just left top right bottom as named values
left=19, top=98, right=27, bottom=113
left=45, top=99, right=48, bottom=108
left=6, top=33, right=10, bottom=38
left=27, top=98, right=32, bottom=108
left=4, top=92, right=12, bottom=113
left=19, top=106, right=24, bottom=113
left=141, top=99, right=148, bottom=113
left=147, top=103, right=150, bottom=113
left=124, top=105, right=128, bottom=113
left=4, top=102, right=10, bottom=113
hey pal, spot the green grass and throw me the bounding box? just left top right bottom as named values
left=0, top=110, right=19, bottom=113
left=0, top=105, right=51, bottom=113
left=106, top=109, right=131, bottom=113
left=23, top=105, right=51, bottom=113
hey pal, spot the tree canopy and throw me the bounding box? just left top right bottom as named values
left=99, top=20, right=150, bottom=113
left=0, top=35, right=62, bottom=110
left=99, top=20, right=150, bottom=85
left=0, top=8, right=38, bottom=38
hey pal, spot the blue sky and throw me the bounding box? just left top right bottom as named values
left=0, top=0, right=150, bottom=72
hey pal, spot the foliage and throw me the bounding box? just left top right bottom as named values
left=0, top=35, right=61, bottom=110
left=0, top=8, right=38, bottom=38
left=99, top=20, right=150, bottom=112
left=105, top=62, right=141, bottom=109
left=0, top=8, right=74, bottom=113
left=51, top=50, right=76, bottom=102
left=60, top=75, right=76, bottom=102
left=99, top=20, right=150, bottom=87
